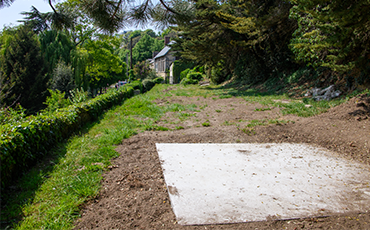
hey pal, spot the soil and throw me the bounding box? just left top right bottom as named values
left=74, top=91, right=370, bottom=230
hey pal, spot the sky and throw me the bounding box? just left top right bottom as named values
left=0, top=0, right=159, bottom=32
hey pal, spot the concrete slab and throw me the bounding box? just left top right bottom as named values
left=156, top=143, right=370, bottom=225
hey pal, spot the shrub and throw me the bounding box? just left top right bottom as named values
left=142, top=79, right=155, bottom=92
left=130, top=80, right=143, bottom=93
left=69, top=88, right=89, bottom=104
left=153, top=77, right=164, bottom=84
left=180, top=68, right=191, bottom=81
left=52, top=62, right=75, bottom=98
left=43, top=89, right=71, bottom=113
left=187, top=72, right=203, bottom=81
left=0, top=104, right=26, bottom=126
left=128, top=69, right=135, bottom=82
left=180, top=71, right=204, bottom=85
left=0, top=84, right=135, bottom=189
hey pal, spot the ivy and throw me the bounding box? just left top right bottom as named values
left=0, top=84, right=135, bottom=189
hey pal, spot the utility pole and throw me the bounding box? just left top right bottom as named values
left=130, top=37, right=133, bottom=70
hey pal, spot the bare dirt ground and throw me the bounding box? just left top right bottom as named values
left=74, top=91, right=370, bottom=230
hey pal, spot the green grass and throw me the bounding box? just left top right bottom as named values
left=202, top=122, right=211, bottom=127
left=254, top=107, right=272, bottom=111
left=1, top=83, right=360, bottom=229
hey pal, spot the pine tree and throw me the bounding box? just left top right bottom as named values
left=290, top=0, right=370, bottom=76
left=0, top=26, right=48, bottom=113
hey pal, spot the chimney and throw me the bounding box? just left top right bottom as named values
left=164, top=36, right=170, bottom=46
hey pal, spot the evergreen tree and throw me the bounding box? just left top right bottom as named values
left=0, top=26, right=47, bottom=113
left=40, top=30, right=75, bottom=75
left=290, top=0, right=370, bottom=77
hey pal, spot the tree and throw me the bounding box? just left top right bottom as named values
left=0, top=26, right=48, bottom=113
left=40, top=30, right=75, bottom=75
left=84, top=37, right=126, bottom=90
left=171, top=0, right=297, bottom=84
left=132, top=34, right=164, bottom=64
left=290, top=0, right=370, bottom=76
left=2, top=0, right=194, bottom=33
left=51, top=61, right=75, bottom=98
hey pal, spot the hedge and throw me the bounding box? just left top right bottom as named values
left=0, top=84, right=137, bottom=189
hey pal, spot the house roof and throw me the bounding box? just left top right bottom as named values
left=153, top=41, right=175, bottom=60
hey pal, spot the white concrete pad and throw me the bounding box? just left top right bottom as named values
left=156, top=143, right=370, bottom=225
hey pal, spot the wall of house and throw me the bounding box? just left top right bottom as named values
left=155, top=52, right=176, bottom=79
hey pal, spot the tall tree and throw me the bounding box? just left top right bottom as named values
left=0, top=26, right=47, bottom=112
left=290, top=0, right=370, bottom=76
left=40, top=30, right=75, bottom=75
left=132, top=34, right=164, bottom=64
left=84, top=37, right=126, bottom=89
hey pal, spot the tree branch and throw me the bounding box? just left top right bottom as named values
left=159, top=0, right=179, bottom=15
left=48, top=0, right=57, bottom=14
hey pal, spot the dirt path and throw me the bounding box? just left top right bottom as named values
left=74, top=93, right=370, bottom=229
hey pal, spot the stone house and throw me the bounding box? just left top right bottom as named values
left=153, top=37, right=176, bottom=79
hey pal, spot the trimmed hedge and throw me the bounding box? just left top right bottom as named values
left=0, top=85, right=135, bottom=189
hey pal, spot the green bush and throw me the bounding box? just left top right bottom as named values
left=69, top=88, right=89, bottom=104
left=153, top=77, right=164, bottom=84
left=130, top=80, right=143, bottom=93
left=0, top=84, right=135, bottom=189
left=42, top=89, right=71, bottom=113
left=187, top=72, right=203, bottom=81
left=142, top=79, right=155, bottom=92
left=180, top=71, right=204, bottom=85
left=0, top=104, right=27, bottom=126
left=180, top=68, right=191, bottom=81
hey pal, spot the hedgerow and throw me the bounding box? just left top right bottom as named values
left=0, top=84, right=137, bottom=189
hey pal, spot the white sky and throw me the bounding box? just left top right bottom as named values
left=0, top=0, right=159, bottom=32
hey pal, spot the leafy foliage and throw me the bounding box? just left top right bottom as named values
left=42, top=89, right=71, bottom=113
left=0, top=26, right=48, bottom=113
left=51, top=62, right=75, bottom=97
left=142, top=78, right=155, bottom=92
left=132, top=34, right=164, bottom=64
left=0, top=84, right=135, bottom=189
left=133, top=60, right=152, bottom=80
left=85, top=37, right=126, bottom=89
left=69, top=87, right=89, bottom=104
left=172, top=60, right=194, bottom=84
left=290, top=0, right=370, bottom=75
left=180, top=68, right=204, bottom=85
left=0, top=104, right=26, bottom=126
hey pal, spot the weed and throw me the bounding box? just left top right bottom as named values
left=145, top=125, right=169, bottom=131
left=219, top=95, right=232, bottom=99
left=240, top=127, right=256, bottom=135
left=202, top=122, right=211, bottom=127
left=223, top=121, right=234, bottom=126
left=199, top=104, right=208, bottom=109
left=215, top=109, right=222, bottom=113
left=254, top=107, right=272, bottom=111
